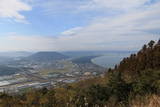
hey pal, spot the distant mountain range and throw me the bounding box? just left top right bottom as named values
left=0, top=50, right=136, bottom=58
left=25, top=52, right=69, bottom=62
left=0, top=51, right=33, bottom=58
left=72, top=56, right=99, bottom=64
left=62, top=50, right=136, bottom=57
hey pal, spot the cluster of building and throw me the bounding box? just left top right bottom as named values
left=0, top=60, right=106, bottom=93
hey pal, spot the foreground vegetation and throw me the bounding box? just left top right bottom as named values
left=0, top=40, right=160, bottom=107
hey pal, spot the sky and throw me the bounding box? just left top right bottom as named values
left=0, top=0, right=159, bottom=52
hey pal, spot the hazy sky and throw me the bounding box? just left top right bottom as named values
left=0, top=0, right=159, bottom=51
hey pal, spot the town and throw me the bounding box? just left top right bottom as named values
left=0, top=58, right=106, bottom=93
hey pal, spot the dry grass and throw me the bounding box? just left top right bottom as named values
left=130, top=94, right=160, bottom=107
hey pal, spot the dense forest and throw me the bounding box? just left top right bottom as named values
left=0, top=40, right=160, bottom=107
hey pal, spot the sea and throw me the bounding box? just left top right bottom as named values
left=92, top=52, right=135, bottom=68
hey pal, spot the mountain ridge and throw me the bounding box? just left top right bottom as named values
left=25, top=51, right=69, bottom=62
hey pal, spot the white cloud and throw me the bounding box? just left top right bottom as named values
left=61, top=27, right=83, bottom=36
left=55, top=1, right=160, bottom=51
left=39, top=0, right=150, bottom=15
left=78, top=0, right=149, bottom=11
left=0, top=0, right=159, bottom=51
left=0, top=0, right=32, bottom=23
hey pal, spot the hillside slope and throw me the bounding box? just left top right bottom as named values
left=26, top=51, right=69, bottom=62
left=0, top=40, right=160, bottom=107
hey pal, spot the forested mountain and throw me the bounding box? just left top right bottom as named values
left=117, top=40, right=160, bottom=81
left=72, top=56, right=98, bottom=64
left=25, top=52, right=69, bottom=62
left=0, top=40, right=160, bottom=107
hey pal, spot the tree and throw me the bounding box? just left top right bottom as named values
left=86, top=85, right=110, bottom=106
left=142, top=44, right=147, bottom=51
left=148, top=40, right=155, bottom=49
left=107, top=72, right=131, bottom=102
left=157, top=39, right=160, bottom=45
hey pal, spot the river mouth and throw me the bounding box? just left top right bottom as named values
left=91, top=53, right=131, bottom=68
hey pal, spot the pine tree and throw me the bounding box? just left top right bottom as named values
left=157, top=39, right=160, bottom=45
left=148, top=40, right=155, bottom=49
